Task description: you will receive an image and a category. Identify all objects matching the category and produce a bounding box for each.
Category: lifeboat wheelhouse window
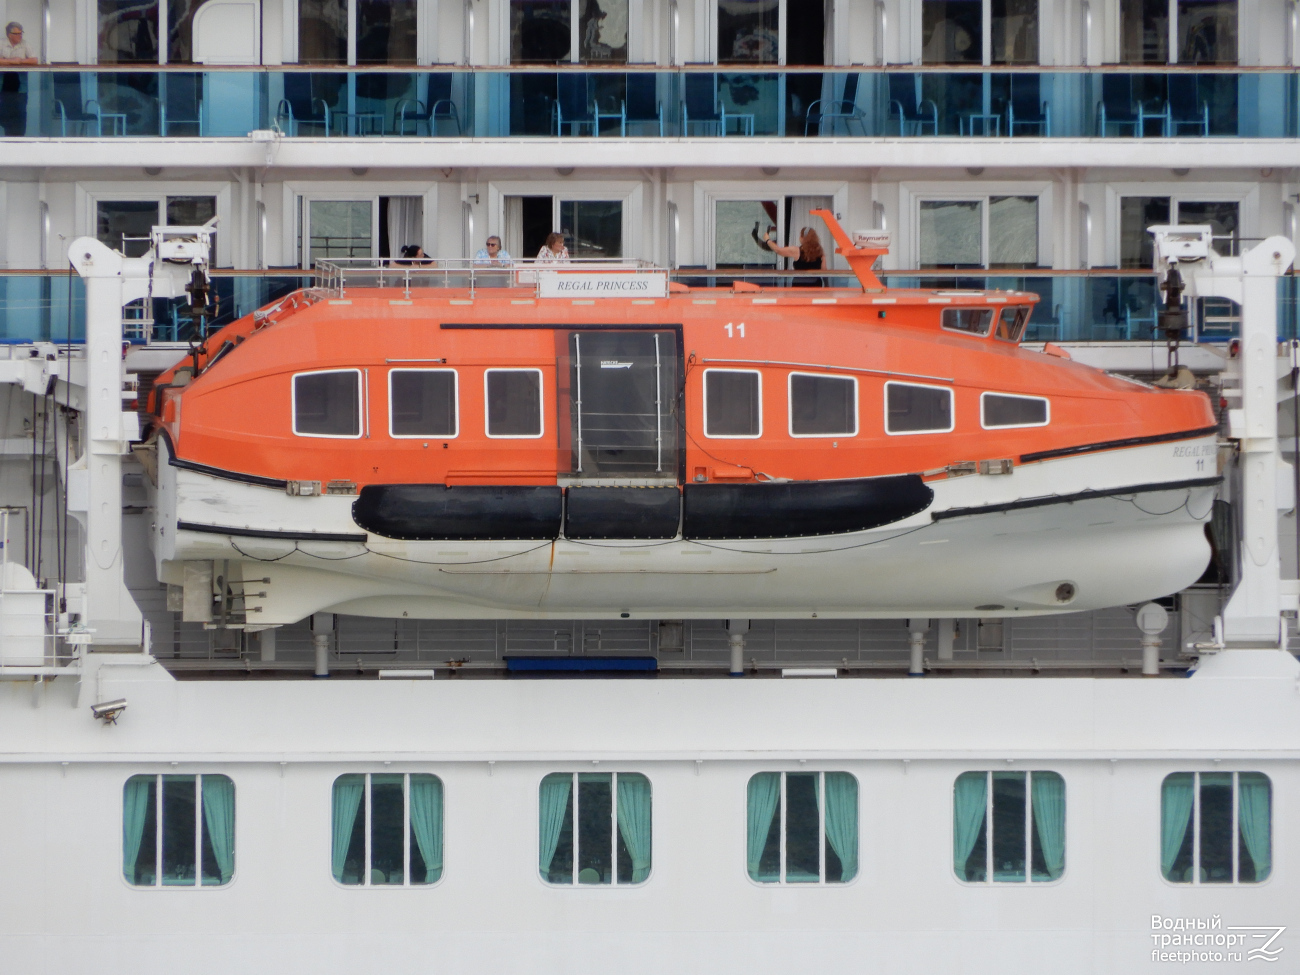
[293,369,363,438]
[981,392,1049,429]
[995,306,1031,342]
[485,368,544,438]
[788,373,857,437]
[389,369,458,438]
[940,308,993,337]
[884,381,954,434]
[703,369,761,438]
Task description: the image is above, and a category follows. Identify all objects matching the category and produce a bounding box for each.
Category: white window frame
[77,183,233,267]
[703,368,763,439]
[1109,0,1239,65]
[954,769,1066,886]
[488,180,643,263]
[123,773,235,889]
[913,0,1050,66]
[484,367,545,439]
[883,380,954,435]
[1106,184,1256,269]
[693,181,851,271]
[287,0,436,65]
[787,371,858,438]
[292,368,366,439]
[1160,771,1272,887]
[331,772,445,889]
[388,368,459,439]
[745,770,859,887]
[980,391,1050,429]
[283,182,438,269]
[501,0,642,65]
[901,181,1052,271]
[538,771,652,888]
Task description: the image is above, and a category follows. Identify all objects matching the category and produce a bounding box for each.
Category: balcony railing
[2,268,1296,345]
[1,68,1297,139]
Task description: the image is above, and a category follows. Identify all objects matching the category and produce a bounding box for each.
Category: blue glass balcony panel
[0,272,1289,345]
[2,70,1297,140]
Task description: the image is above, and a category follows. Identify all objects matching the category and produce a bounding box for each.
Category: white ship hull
[153,435,1218,621]
[0,652,1293,975]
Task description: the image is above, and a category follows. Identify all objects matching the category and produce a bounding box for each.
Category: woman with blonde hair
[759,226,826,287]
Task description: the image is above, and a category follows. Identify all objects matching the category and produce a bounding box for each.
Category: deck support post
[726,619,749,675]
[907,619,929,676]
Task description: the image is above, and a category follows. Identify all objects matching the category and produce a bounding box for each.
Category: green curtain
[1237,773,1271,881]
[615,773,652,883]
[1029,772,1065,881]
[953,772,987,880]
[200,775,236,884]
[409,775,444,883]
[538,773,572,880]
[332,774,365,883]
[823,772,858,882]
[746,772,781,882]
[1160,773,1195,881]
[122,775,153,884]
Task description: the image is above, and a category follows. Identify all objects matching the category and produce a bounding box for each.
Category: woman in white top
[536,232,570,262]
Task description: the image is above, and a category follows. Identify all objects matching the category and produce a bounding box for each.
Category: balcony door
[297,0,419,64]
[503,196,624,259]
[1119,0,1237,64]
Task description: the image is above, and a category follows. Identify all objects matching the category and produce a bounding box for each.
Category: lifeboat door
[568,330,681,479]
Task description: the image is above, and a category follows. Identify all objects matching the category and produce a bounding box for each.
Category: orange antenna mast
[810,208,887,291]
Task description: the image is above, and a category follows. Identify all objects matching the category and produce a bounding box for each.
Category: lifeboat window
[940,308,994,337]
[884,381,953,435]
[703,369,761,438]
[293,369,362,438]
[996,306,1031,342]
[485,368,544,438]
[789,373,857,437]
[981,392,1048,429]
[389,369,458,438]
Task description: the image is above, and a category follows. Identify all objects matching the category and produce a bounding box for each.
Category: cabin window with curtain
[747,772,858,884]
[788,373,857,437]
[954,771,1065,883]
[485,369,544,438]
[293,370,362,438]
[389,369,458,438]
[885,382,954,434]
[704,369,762,438]
[539,772,651,885]
[940,308,994,337]
[1161,772,1270,884]
[123,774,235,887]
[981,392,1048,428]
[332,773,444,886]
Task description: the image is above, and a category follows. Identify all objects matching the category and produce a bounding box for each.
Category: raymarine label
[538,271,668,299]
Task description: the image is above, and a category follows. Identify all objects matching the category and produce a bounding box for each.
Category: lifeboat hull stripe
[931,475,1222,521]
[353,485,565,540]
[565,486,682,540]
[1018,425,1219,464]
[159,430,290,489]
[176,521,368,543]
[681,476,933,540]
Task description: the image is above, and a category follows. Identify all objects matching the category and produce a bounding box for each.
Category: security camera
[90,699,127,724]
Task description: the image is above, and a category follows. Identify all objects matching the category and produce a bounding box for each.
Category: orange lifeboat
[143,213,1218,624]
